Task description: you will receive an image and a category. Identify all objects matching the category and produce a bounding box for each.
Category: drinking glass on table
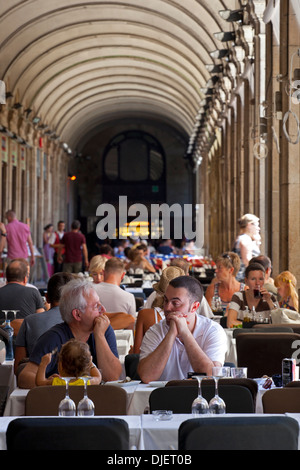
[58,377,76,416]
[209,367,230,414]
[77,377,95,416]
[191,375,209,415]
[231,367,248,378]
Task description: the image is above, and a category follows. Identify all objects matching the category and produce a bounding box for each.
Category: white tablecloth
[4,380,272,417]
[4,383,155,417]
[115,330,134,356]
[223,329,236,365]
[2,413,297,450]
[0,361,16,394]
[141,413,300,450]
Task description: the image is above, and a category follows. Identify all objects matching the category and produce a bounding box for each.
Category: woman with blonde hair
[205,252,245,313]
[274,271,298,311]
[89,255,107,284]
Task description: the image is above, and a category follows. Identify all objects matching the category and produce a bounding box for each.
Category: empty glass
[231,367,247,378]
[191,375,209,415]
[209,367,230,414]
[77,377,95,416]
[211,296,222,313]
[1,310,19,325]
[58,377,76,416]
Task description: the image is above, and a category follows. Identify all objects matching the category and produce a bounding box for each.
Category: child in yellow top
[36,339,102,386]
[274,271,298,312]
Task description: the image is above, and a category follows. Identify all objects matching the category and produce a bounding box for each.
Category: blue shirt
[29,322,118,378]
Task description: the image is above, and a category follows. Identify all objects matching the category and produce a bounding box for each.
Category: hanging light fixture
[210,49,230,59]
[219,9,244,22]
[214,31,236,42]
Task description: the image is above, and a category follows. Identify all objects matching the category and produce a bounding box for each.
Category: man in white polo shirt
[138,276,227,383]
[92,257,136,317]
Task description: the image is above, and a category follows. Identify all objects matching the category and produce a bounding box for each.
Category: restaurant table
[4,380,271,418]
[2,413,297,451]
[115,330,134,356]
[0,361,16,395]
[0,415,142,450]
[223,329,237,365]
[3,382,155,417]
[140,413,300,450]
[0,341,5,364]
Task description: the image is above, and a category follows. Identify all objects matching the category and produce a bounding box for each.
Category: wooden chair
[255,323,300,335]
[106,312,135,331]
[149,384,255,414]
[25,384,127,416]
[166,377,258,404]
[236,332,300,378]
[7,417,129,450]
[262,387,300,413]
[178,416,298,450]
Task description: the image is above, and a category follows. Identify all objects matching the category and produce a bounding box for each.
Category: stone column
[279,1,300,283]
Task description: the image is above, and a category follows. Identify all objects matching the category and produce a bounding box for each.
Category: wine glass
[1,310,9,325]
[58,377,76,416]
[77,377,95,416]
[209,367,230,414]
[11,310,19,320]
[191,375,209,415]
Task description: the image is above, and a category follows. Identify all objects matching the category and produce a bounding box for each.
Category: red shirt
[61,231,86,263]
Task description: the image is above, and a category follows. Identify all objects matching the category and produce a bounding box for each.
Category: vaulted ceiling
[0,0,241,153]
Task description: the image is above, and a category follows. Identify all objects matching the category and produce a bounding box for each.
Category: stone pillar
[279,1,300,283]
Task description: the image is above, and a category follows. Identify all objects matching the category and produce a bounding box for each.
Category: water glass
[58,377,76,416]
[231,367,247,378]
[191,375,209,415]
[77,377,95,416]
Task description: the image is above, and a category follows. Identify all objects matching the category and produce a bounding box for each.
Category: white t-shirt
[139,314,227,380]
[92,282,137,317]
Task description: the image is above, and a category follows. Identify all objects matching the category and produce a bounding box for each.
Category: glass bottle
[4,320,14,361]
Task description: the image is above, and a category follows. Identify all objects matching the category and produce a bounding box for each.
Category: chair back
[25,385,127,416]
[255,323,300,334]
[178,416,298,450]
[149,384,255,414]
[236,332,300,378]
[165,378,258,403]
[232,326,293,339]
[125,353,140,380]
[262,388,300,413]
[6,417,129,450]
[106,312,135,331]
[134,296,145,311]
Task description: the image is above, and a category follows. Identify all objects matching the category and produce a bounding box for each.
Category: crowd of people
[0,210,298,389]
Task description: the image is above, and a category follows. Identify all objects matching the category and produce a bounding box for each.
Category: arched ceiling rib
[0,0,238,149]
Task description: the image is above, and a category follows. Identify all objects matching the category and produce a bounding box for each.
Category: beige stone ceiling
[0,0,239,149]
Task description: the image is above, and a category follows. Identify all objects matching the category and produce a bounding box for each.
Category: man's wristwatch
[1,232,6,237]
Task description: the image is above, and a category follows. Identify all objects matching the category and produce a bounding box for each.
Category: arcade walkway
[0,1,299,283]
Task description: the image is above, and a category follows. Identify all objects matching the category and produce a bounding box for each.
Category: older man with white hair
[18,278,122,388]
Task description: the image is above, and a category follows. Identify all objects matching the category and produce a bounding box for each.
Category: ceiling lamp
[205,64,223,73]
[13,103,22,109]
[214,31,236,42]
[206,75,219,87]
[219,9,244,22]
[210,49,230,59]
